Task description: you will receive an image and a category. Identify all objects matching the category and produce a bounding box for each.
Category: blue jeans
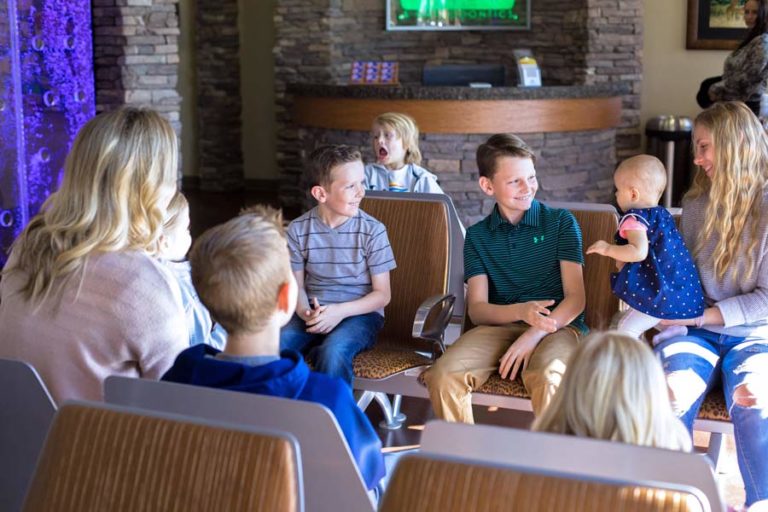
[279,312,384,386]
[655,328,768,505]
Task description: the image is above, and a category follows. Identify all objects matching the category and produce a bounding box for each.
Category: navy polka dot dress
[610,207,706,320]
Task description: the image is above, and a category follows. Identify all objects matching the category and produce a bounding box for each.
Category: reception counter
[290,83,626,134]
[284,83,630,223]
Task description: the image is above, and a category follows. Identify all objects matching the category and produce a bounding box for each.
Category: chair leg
[391,394,406,423]
[706,432,727,473]
[356,390,375,411]
[374,392,405,430]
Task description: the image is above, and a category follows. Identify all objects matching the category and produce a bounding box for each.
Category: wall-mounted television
[387,0,531,31]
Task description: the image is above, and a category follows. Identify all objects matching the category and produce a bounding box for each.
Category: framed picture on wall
[687,0,749,50]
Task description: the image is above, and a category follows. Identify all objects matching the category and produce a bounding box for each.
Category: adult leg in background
[720,338,768,505]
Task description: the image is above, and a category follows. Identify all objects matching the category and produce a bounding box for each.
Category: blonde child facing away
[533,330,692,451]
[161,206,385,491]
[365,112,444,194]
[587,155,705,340]
[159,191,226,349]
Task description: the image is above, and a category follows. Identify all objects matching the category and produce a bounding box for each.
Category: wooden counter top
[290,83,626,133]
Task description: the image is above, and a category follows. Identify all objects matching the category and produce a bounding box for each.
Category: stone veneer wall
[194,0,243,190]
[91,0,182,135]
[92,1,243,189]
[584,0,643,161]
[274,0,643,218]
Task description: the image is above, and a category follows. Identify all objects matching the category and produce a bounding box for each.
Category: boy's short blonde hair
[163,191,189,233]
[616,155,667,201]
[373,112,422,165]
[190,205,291,335]
[476,133,536,179]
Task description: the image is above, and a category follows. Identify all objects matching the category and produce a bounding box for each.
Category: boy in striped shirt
[280,145,396,386]
[423,134,587,423]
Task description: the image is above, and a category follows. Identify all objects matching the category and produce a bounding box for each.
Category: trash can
[645,116,694,208]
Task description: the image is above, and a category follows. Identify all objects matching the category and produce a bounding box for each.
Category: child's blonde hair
[163,191,189,234]
[686,101,768,283]
[189,205,291,334]
[373,112,422,165]
[616,155,667,202]
[4,107,178,305]
[533,331,692,451]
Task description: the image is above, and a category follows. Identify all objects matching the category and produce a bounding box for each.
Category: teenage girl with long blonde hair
[0,107,188,404]
[655,101,768,506]
[533,331,691,451]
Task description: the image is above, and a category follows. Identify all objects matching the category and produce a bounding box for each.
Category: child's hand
[305,303,344,334]
[298,297,322,323]
[516,300,557,333]
[586,240,611,256]
[499,330,542,381]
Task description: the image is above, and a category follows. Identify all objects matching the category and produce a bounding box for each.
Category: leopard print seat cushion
[415,368,730,422]
[697,389,730,422]
[353,346,432,380]
[476,374,529,398]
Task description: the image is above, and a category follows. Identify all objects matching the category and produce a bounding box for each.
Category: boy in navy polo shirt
[423,133,587,423]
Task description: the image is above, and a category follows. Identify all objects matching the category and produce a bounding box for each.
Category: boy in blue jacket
[162,206,385,491]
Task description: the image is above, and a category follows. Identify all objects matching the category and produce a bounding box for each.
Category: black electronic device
[422,64,505,87]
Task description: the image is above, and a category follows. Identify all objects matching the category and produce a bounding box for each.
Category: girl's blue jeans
[655,328,768,505]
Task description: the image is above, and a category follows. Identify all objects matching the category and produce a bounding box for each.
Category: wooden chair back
[23,402,302,512]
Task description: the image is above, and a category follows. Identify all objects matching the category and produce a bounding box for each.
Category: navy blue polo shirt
[464,200,587,333]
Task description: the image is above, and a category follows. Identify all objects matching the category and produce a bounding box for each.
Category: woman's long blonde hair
[4,107,178,305]
[532,331,692,451]
[686,101,768,282]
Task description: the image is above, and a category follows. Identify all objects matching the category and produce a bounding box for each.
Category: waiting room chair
[0,358,56,512]
[23,401,303,512]
[378,421,724,512]
[353,192,462,428]
[105,376,371,512]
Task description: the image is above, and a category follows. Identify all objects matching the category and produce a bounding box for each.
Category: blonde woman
[533,331,691,451]
[0,107,188,404]
[655,101,768,506]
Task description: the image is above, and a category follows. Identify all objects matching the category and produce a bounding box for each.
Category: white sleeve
[414,175,445,194]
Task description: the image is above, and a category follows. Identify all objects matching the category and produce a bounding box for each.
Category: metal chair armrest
[412,294,456,348]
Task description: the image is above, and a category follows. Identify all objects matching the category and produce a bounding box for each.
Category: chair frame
[0,358,56,512]
[353,192,463,429]
[419,420,725,512]
[105,376,372,512]
[25,400,304,512]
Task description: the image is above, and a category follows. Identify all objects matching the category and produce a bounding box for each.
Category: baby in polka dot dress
[587,155,706,341]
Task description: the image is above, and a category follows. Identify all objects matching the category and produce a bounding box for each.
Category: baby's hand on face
[586,240,611,256]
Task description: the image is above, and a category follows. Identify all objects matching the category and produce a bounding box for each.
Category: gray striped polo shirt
[286,207,396,316]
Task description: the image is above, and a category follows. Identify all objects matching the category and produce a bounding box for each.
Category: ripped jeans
[655,328,768,505]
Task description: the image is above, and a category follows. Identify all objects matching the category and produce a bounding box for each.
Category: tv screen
[387,0,531,31]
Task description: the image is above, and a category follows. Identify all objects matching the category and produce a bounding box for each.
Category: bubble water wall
[0,0,95,267]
